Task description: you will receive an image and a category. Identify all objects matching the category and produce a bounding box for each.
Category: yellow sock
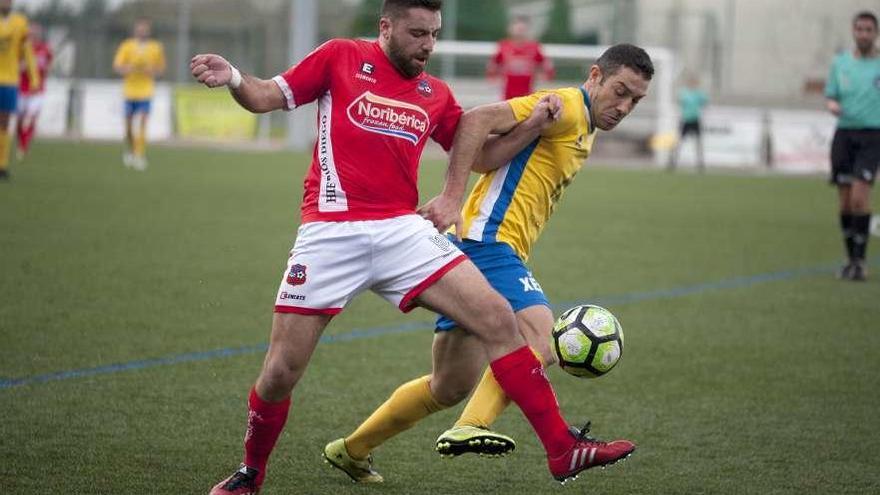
[345,375,447,460]
[455,348,545,429]
[133,128,146,157]
[0,130,9,171]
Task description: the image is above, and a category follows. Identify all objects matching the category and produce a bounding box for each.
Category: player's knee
[470,296,517,339]
[430,376,471,406]
[260,357,305,395]
[851,193,871,213]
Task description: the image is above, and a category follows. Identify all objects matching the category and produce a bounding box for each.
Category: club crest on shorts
[287,264,307,286]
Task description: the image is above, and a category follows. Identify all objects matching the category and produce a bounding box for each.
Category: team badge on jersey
[361,62,374,74]
[287,264,308,286]
[347,91,430,145]
[417,79,433,98]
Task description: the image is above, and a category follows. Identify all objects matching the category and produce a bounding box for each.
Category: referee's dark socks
[851,213,872,261]
[840,212,855,260]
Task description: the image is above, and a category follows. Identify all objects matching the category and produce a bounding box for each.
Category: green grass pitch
[1,141,878,494]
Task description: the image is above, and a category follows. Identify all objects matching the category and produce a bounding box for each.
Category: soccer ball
[551,305,624,378]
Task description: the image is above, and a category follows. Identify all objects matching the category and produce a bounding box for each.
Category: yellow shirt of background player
[0,12,36,86]
[113,38,165,100]
[459,87,596,261]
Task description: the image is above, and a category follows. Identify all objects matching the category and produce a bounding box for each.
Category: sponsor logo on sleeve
[346,91,430,145]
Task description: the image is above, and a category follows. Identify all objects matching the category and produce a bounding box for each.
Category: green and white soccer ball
[552,305,624,378]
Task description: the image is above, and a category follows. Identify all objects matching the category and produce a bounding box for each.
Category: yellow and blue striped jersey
[0,12,36,87]
[113,38,165,100]
[459,87,596,261]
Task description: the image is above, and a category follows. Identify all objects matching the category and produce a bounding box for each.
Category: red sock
[490,346,574,458]
[243,387,291,485]
[16,122,25,150]
[22,124,35,152]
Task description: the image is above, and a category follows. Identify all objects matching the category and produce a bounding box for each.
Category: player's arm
[153,43,167,78]
[824,58,842,116]
[22,35,40,90]
[190,53,285,114]
[418,95,560,233]
[475,94,562,173]
[486,49,502,80]
[536,46,555,81]
[113,43,131,76]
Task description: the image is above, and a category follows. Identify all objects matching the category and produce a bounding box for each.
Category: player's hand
[417,193,464,240]
[524,93,563,131]
[826,99,841,117]
[190,54,233,88]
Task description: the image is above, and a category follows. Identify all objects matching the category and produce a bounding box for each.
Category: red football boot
[548,422,636,484]
[210,465,260,495]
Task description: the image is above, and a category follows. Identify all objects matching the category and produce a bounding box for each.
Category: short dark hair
[596,43,654,81]
[382,0,443,19]
[853,11,878,28]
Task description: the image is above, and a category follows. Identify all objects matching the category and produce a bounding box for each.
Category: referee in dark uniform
[825,11,880,281]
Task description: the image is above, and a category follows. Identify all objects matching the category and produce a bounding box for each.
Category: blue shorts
[0,85,18,113]
[124,99,152,117]
[436,238,549,331]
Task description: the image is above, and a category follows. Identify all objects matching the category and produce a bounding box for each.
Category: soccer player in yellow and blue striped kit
[325,44,653,483]
[113,18,165,170]
[0,0,37,180]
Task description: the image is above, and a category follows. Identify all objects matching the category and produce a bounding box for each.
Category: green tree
[350,0,383,38]
[542,0,576,44]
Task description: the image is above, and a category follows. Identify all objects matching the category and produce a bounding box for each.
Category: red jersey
[20,41,52,94]
[489,39,552,100]
[273,39,462,224]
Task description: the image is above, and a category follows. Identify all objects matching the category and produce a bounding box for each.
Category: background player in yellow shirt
[113,18,165,170]
[0,0,37,180]
[325,44,653,482]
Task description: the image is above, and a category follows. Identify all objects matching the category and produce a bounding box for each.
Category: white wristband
[228,65,242,89]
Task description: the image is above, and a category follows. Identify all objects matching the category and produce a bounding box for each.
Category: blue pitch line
[0,260,865,390]
[550,262,840,310]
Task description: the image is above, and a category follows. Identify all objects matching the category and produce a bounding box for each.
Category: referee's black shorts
[680,120,701,137]
[830,128,880,185]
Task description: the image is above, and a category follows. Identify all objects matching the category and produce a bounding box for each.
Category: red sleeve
[492,42,506,65]
[431,90,463,151]
[533,42,546,63]
[535,43,555,80]
[487,42,504,78]
[274,39,349,109]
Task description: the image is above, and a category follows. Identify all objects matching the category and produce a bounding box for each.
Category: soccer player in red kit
[191,2,633,493]
[487,16,554,99]
[15,22,52,161]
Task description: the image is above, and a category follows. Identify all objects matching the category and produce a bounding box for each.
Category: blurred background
[18,0,874,170]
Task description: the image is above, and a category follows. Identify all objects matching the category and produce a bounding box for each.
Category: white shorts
[17,93,44,117]
[274,214,466,315]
